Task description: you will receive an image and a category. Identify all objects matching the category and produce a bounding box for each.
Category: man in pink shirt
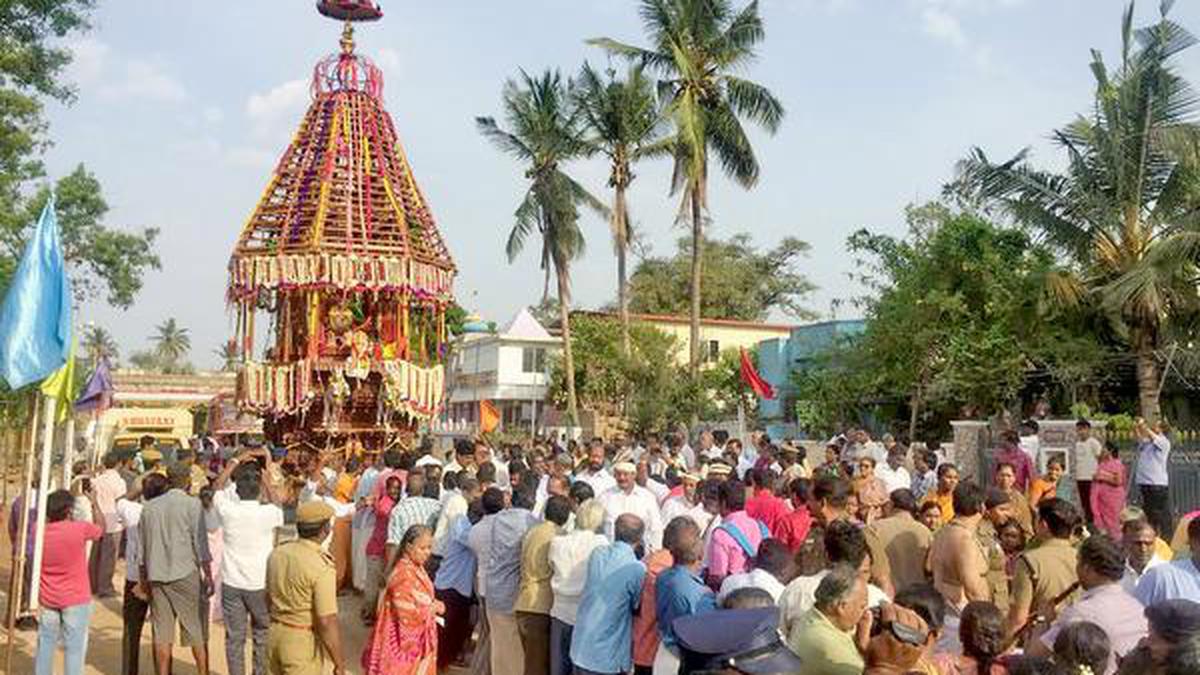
[89,452,128,597]
[744,468,791,534]
[361,473,401,623]
[36,488,104,675]
[992,430,1034,493]
[705,480,767,589]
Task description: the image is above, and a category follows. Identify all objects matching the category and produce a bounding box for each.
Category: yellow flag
[39,334,76,422]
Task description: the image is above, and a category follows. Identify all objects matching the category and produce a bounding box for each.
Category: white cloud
[376,47,401,72]
[203,106,224,124]
[921,7,967,48]
[97,59,187,103]
[66,38,110,87]
[246,79,309,139]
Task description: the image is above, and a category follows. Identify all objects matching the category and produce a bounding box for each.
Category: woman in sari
[362,524,443,675]
[1090,441,1127,538]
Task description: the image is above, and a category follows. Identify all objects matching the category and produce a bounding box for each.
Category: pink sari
[1089,457,1126,538]
[361,557,439,675]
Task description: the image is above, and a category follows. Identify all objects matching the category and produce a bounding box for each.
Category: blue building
[757,319,866,439]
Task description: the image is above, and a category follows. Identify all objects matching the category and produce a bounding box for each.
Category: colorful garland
[239,357,445,421]
[228,253,454,301]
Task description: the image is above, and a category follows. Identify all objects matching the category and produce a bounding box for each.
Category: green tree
[591,0,784,376]
[575,62,669,355]
[4,167,161,307]
[951,2,1200,421]
[628,233,815,321]
[214,340,239,372]
[81,324,118,366]
[151,318,191,372]
[835,204,1108,439]
[477,70,606,426]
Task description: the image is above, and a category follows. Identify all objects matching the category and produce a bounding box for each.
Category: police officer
[266,501,346,675]
[979,488,1016,612]
[1007,497,1081,646]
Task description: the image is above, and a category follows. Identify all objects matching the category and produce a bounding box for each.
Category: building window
[703,340,720,363]
[522,347,546,373]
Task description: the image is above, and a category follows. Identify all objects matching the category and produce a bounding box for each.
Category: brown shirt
[266,538,337,628]
[870,512,933,592]
[977,520,1011,612]
[514,521,558,614]
[1011,538,1078,621]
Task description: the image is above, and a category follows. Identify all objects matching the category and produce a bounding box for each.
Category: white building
[445,308,559,431]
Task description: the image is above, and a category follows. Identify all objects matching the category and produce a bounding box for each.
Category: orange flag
[480,399,500,433]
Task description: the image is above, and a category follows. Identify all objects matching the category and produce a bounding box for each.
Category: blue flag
[0,196,73,389]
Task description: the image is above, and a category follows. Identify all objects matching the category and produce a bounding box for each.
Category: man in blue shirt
[1137,516,1200,605]
[570,514,647,675]
[435,500,483,669]
[655,515,717,674]
[1134,418,1172,538]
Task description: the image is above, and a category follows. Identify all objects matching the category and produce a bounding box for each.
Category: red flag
[739,348,775,400]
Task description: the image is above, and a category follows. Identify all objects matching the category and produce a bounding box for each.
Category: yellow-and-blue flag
[0,195,73,389]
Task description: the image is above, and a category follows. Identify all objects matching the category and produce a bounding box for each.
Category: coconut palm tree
[151,318,191,371]
[214,340,239,372]
[477,69,607,426]
[590,0,784,376]
[575,63,670,355]
[952,2,1200,421]
[81,325,118,366]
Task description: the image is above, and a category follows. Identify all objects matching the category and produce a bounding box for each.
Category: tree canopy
[627,233,816,321]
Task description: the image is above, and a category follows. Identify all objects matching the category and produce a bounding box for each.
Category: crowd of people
[8,420,1200,675]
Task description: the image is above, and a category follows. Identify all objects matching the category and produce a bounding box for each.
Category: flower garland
[238,358,444,421]
[228,253,454,301]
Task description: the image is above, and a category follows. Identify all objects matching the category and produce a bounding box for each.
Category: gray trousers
[221,584,269,675]
[89,531,120,596]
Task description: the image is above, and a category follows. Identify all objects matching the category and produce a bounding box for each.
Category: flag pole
[61,414,75,487]
[5,392,40,673]
[27,396,56,610]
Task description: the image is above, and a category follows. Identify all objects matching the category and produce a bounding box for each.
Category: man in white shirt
[576,442,616,497]
[875,447,912,496]
[1019,420,1041,467]
[475,440,510,488]
[1074,419,1104,522]
[598,462,664,550]
[662,474,713,535]
[90,452,129,597]
[434,477,481,556]
[1122,517,1166,595]
[212,450,284,675]
[716,539,794,605]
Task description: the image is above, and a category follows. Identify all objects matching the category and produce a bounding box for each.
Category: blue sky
[41,0,1200,368]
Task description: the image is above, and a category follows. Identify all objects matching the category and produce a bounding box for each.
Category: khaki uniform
[1011,537,1078,635]
[266,539,338,675]
[977,520,1010,612]
[870,513,932,592]
[1005,490,1034,539]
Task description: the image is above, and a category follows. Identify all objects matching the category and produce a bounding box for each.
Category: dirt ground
[0,522,375,675]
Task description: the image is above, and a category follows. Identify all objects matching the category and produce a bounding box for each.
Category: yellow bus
[98,408,193,456]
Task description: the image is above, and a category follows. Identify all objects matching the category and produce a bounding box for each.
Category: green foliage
[949,2,1200,419]
[148,318,192,373]
[628,233,816,321]
[590,0,784,373]
[798,204,1109,437]
[0,2,159,310]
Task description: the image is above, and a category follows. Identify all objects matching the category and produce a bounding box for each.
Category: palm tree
[215,339,239,372]
[81,325,118,366]
[590,0,784,377]
[151,318,191,371]
[575,63,670,355]
[477,70,607,426]
[952,2,1200,421]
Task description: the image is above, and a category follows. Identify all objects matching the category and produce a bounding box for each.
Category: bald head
[614,513,645,546]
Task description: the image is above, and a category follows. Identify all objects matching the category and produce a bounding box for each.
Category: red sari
[361,557,440,675]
